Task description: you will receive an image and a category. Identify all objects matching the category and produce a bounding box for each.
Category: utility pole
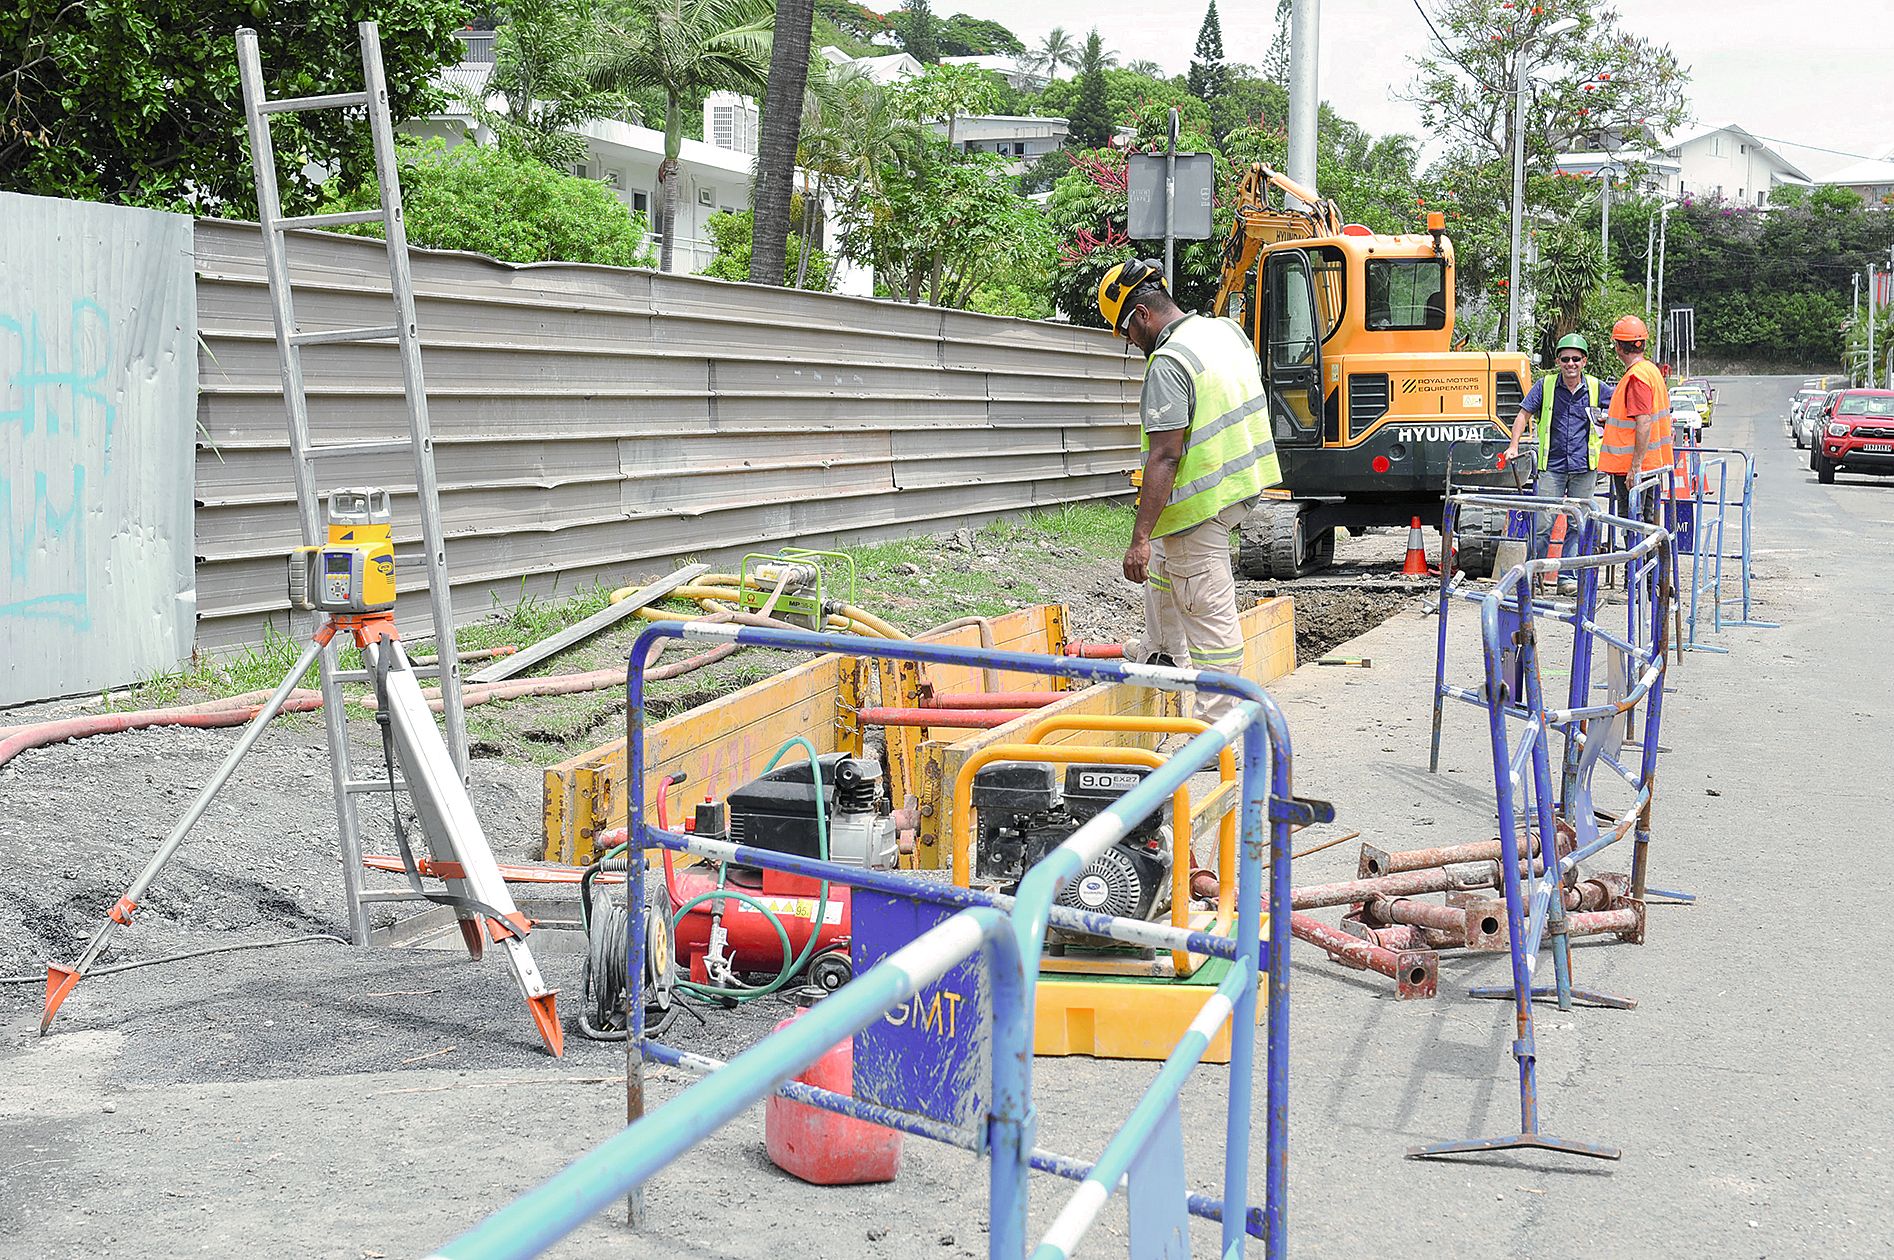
[1855,271,1863,331]
[1505,51,1529,351]
[1863,263,1878,386]
[1164,107,1179,284]
[1600,169,1610,269]
[1644,212,1655,319]
[1503,17,1576,353]
[1287,0,1320,192]
[1654,201,1673,365]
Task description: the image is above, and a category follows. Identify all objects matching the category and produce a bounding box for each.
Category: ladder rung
[276,209,384,232]
[260,90,369,115]
[303,438,411,460]
[290,324,399,347]
[345,778,409,794]
[334,664,441,683]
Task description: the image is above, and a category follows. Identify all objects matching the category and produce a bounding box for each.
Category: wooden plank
[471,563,709,685]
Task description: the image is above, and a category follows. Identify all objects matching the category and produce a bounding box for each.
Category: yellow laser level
[289,487,397,614]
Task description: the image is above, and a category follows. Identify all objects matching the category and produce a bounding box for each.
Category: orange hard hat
[1611,315,1649,342]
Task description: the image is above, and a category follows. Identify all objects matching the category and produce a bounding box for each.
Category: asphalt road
[1,374,1887,1258]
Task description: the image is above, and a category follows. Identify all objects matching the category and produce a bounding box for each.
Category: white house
[950,115,1070,173]
[940,53,1048,92]
[1818,149,1894,206]
[818,46,922,84]
[1657,123,1811,206]
[820,47,1069,176]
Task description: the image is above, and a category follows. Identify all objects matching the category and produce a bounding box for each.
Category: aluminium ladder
[235,21,469,946]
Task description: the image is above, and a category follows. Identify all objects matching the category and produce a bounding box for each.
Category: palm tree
[1123,58,1165,80]
[750,0,814,285]
[590,0,774,272]
[1024,26,1077,79]
[800,73,927,288]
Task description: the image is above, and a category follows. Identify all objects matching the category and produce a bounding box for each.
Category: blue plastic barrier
[428,624,1324,1259]
[1419,485,1674,1162]
[1674,445,1778,653]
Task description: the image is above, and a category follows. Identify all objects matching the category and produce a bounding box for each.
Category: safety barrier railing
[1674,445,1778,653]
[427,623,1324,1260]
[1418,487,1673,1162]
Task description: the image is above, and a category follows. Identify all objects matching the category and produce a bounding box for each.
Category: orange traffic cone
[1548,513,1568,560]
[1402,517,1429,577]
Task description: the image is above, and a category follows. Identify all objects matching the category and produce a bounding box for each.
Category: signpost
[1127,108,1213,281]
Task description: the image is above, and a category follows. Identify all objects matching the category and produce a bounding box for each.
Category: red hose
[1065,641,1126,659]
[0,690,327,771]
[920,691,1064,709]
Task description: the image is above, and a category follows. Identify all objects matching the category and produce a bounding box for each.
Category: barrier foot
[1680,642,1729,655]
[1643,887,1697,904]
[1407,1131,1622,1161]
[1722,617,1778,629]
[1467,982,1638,1011]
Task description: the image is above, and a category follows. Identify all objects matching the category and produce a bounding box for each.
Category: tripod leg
[41,627,335,1034]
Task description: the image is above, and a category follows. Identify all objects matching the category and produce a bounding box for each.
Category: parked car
[1671,384,1710,432]
[1795,389,1841,450]
[1788,387,1828,436]
[1671,381,1713,428]
[1811,389,1894,484]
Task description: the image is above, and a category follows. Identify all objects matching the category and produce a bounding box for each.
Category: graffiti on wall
[0,192,196,706]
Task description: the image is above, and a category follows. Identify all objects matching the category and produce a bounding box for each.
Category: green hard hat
[1555,333,1590,354]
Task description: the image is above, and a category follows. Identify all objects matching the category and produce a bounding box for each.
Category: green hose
[672,735,832,1003]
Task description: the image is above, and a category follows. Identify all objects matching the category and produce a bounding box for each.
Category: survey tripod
[40,489,565,1054]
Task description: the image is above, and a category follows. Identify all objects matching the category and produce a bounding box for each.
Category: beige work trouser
[1142,498,1252,724]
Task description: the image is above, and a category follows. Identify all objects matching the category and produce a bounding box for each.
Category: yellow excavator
[1213,163,1532,576]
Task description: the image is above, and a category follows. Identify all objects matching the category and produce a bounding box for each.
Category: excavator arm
[1212,162,1346,318]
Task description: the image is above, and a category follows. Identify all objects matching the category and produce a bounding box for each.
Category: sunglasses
[1558,355,1585,364]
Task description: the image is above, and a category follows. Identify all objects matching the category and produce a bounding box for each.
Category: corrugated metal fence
[194,220,1141,648]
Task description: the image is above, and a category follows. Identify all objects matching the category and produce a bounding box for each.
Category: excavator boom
[1213,162,1346,317]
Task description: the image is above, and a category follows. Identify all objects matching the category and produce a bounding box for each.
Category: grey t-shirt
[1140,317,1196,434]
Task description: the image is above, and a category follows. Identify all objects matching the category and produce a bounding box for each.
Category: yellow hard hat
[1097,258,1166,332]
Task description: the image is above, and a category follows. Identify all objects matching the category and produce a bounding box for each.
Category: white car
[1788,388,1826,438]
[1670,385,1710,430]
[1795,391,1839,450]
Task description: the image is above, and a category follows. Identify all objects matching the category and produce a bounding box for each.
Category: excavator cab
[1214,162,1530,578]
[1260,249,1324,448]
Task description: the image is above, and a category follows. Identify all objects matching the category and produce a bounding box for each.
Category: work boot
[1557,576,1578,596]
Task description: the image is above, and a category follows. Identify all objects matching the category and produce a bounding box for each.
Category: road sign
[1127,152,1214,240]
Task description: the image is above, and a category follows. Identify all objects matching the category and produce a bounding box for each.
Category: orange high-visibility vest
[1599,358,1672,475]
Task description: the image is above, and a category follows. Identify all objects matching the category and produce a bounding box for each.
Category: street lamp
[1505,15,1580,353]
[1654,198,1678,363]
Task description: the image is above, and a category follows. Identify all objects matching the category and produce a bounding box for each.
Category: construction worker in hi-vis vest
[1598,314,1673,520]
[1505,331,1613,591]
[1098,258,1281,727]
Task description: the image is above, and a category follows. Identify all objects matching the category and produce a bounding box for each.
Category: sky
[920,1,1894,177]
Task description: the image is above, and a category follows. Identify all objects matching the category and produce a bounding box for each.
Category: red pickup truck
[1812,389,1894,484]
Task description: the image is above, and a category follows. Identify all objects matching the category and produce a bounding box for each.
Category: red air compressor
[666,754,900,994]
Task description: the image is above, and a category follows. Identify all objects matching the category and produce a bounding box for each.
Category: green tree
[937,15,1024,58]
[1530,218,1605,352]
[0,0,464,214]
[1067,29,1115,149]
[1186,2,1226,101]
[1404,0,1688,168]
[839,142,1052,306]
[893,0,940,63]
[465,0,628,169]
[702,207,833,288]
[590,0,773,273]
[751,0,816,286]
[321,139,658,267]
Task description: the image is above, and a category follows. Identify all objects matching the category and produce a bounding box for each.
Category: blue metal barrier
[1675,445,1778,653]
[428,624,1317,1259]
[1417,486,1673,1162]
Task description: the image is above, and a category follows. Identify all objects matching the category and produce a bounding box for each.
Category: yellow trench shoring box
[540,598,1297,1062]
